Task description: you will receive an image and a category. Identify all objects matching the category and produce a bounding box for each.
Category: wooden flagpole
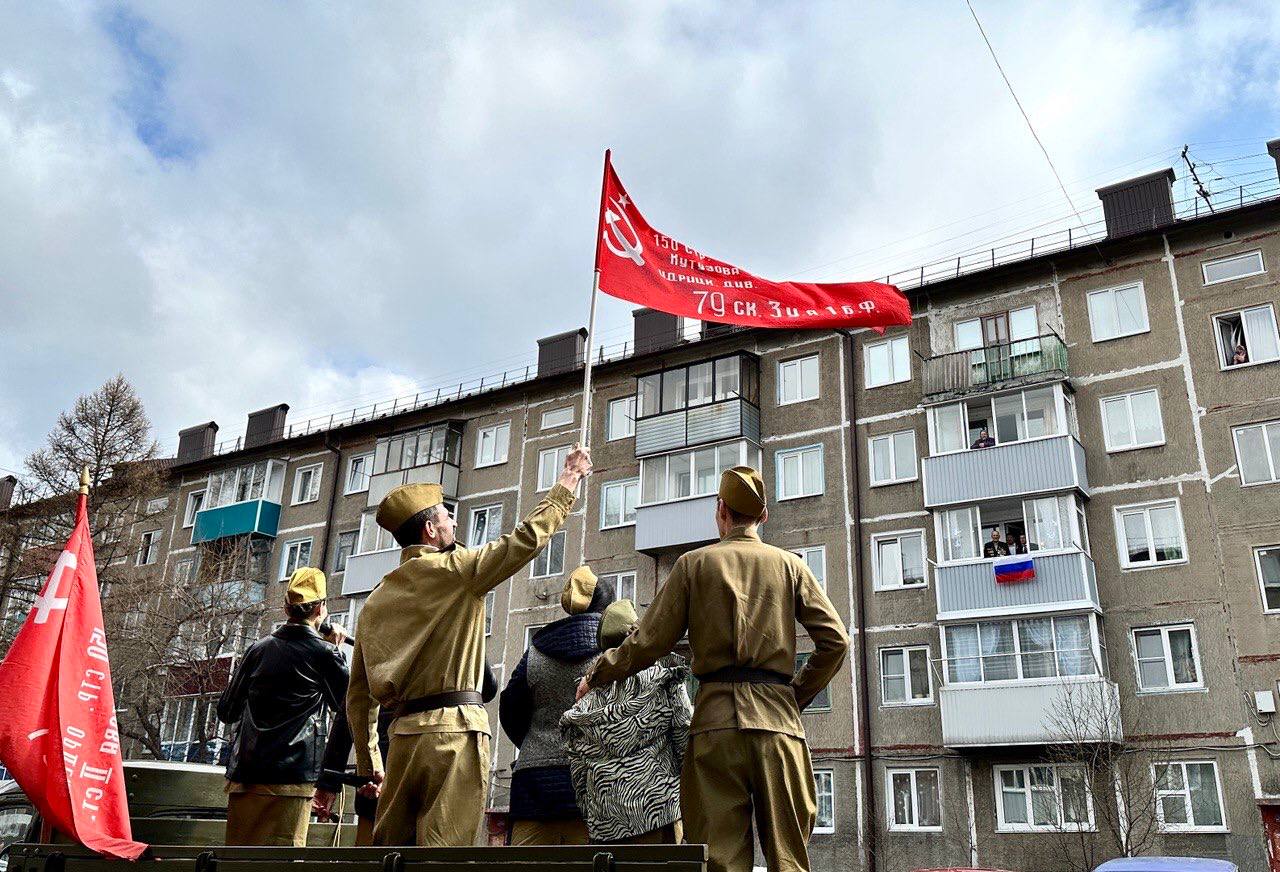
[579,149,612,448]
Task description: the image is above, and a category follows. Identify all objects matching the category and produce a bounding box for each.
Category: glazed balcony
[923,333,1068,401]
[634,352,760,458]
[923,434,1089,508]
[634,495,720,555]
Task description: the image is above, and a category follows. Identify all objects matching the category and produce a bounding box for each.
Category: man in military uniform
[577,466,848,872]
[348,445,591,847]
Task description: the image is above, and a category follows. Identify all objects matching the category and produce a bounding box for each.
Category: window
[333,531,357,573]
[945,615,1096,683]
[1115,501,1186,568]
[374,424,463,475]
[1100,389,1165,452]
[532,531,566,578]
[778,355,820,405]
[929,385,1063,454]
[601,571,637,603]
[607,396,636,440]
[1214,304,1280,368]
[881,646,932,705]
[136,530,161,566]
[1086,282,1149,342]
[796,652,831,711]
[205,460,287,508]
[813,770,835,834]
[292,464,323,504]
[541,407,574,430]
[637,355,752,417]
[183,490,205,528]
[1155,761,1226,831]
[864,336,910,388]
[281,538,313,580]
[485,590,496,636]
[936,494,1086,565]
[1132,624,1201,692]
[146,497,169,514]
[954,305,1038,351]
[776,445,824,501]
[869,430,917,485]
[358,511,395,554]
[640,440,762,505]
[995,765,1092,831]
[469,505,504,547]
[601,479,639,529]
[792,546,826,590]
[887,769,941,831]
[476,423,511,468]
[872,531,926,590]
[345,453,373,494]
[1256,546,1280,613]
[158,694,226,764]
[1233,419,1280,485]
[538,446,571,491]
[1202,249,1264,285]
[173,558,196,586]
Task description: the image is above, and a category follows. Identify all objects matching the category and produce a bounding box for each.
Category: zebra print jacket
[560,659,692,842]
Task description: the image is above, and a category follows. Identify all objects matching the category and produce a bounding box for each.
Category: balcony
[935,551,1100,621]
[923,435,1089,508]
[940,677,1122,747]
[341,549,402,597]
[367,462,461,507]
[923,334,1068,401]
[634,495,720,554]
[635,398,761,458]
[191,500,281,544]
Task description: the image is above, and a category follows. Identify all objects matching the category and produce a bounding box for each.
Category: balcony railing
[635,398,761,458]
[923,434,1089,507]
[923,334,1067,400]
[341,549,402,597]
[940,677,1122,747]
[935,551,1100,621]
[367,461,461,508]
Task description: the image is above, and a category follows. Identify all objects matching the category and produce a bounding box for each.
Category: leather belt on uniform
[694,666,792,685]
[393,690,484,719]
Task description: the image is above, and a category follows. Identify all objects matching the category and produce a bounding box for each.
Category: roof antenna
[1181,145,1215,213]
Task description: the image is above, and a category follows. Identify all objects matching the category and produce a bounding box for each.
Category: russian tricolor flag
[994,556,1035,584]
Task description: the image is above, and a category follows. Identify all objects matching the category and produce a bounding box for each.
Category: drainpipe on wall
[316,435,343,576]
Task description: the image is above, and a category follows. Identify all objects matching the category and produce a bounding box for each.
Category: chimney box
[537,329,588,378]
[177,422,219,464]
[245,404,290,448]
[1268,138,1280,181]
[1096,168,1176,239]
[632,308,684,354]
[0,475,16,511]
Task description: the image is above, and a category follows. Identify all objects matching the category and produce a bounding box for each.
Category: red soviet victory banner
[0,476,147,860]
[593,151,912,331]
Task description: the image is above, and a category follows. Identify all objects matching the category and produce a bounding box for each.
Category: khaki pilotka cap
[597,599,639,650]
[287,567,326,605]
[375,483,445,533]
[719,465,766,517]
[561,566,599,615]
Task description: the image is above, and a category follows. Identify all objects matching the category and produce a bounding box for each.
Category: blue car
[1093,858,1239,872]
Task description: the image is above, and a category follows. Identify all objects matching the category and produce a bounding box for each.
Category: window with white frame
[183,490,205,528]
[1086,282,1149,343]
[136,530,161,566]
[292,464,323,505]
[640,440,762,505]
[1214,304,1280,368]
[873,531,926,590]
[1154,761,1225,831]
[1100,389,1165,452]
[357,511,395,554]
[205,459,287,509]
[1132,624,1201,692]
[173,557,196,586]
[531,531,566,578]
[333,531,357,573]
[796,652,831,711]
[525,622,547,647]
[469,504,504,547]
[601,479,639,529]
[869,431,917,485]
[778,355,820,405]
[929,385,1064,454]
[601,571,636,603]
[345,452,373,494]
[945,615,1097,684]
[776,445,824,500]
[1256,546,1280,613]
[995,765,1092,831]
[281,538,313,580]
[146,497,169,514]
[937,494,1086,565]
[1115,501,1186,568]
[1202,249,1264,285]
[537,446,571,491]
[864,336,911,388]
[485,590,496,636]
[607,396,636,440]
[541,407,574,430]
[953,305,1038,351]
[792,546,826,590]
[814,770,835,833]
[1233,419,1280,486]
[476,423,511,468]
[887,768,941,831]
[881,646,932,705]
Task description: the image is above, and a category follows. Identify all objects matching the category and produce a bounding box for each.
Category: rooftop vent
[245,404,290,448]
[537,328,587,378]
[1096,168,1176,238]
[177,422,219,464]
[632,308,683,354]
[0,475,16,511]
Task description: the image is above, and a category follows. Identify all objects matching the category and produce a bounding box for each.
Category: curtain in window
[945,625,981,683]
[1244,306,1280,362]
[979,622,1017,681]
[1186,763,1223,826]
[1168,629,1198,684]
[1054,616,1094,676]
[1018,618,1055,678]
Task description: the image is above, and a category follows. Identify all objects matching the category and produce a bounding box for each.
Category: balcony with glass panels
[191,459,286,544]
[634,353,760,458]
[366,423,463,507]
[635,439,762,553]
[923,333,1068,402]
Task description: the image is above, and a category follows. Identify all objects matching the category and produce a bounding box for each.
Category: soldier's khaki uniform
[348,483,577,846]
[587,518,848,872]
[224,783,313,847]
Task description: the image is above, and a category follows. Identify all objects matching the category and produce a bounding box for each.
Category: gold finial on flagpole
[79,465,91,496]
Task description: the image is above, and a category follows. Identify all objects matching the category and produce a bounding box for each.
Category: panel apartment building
[5,139,1280,871]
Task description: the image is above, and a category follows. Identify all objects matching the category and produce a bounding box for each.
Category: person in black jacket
[217,567,349,846]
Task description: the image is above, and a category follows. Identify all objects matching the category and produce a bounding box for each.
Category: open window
[928,385,1066,454]
[1214,304,1280,369]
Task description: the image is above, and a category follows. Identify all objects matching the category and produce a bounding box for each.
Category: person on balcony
[983,529,1011,558]
[970,427,996,449]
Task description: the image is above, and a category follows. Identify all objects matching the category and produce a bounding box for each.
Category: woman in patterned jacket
[561,599,692,844]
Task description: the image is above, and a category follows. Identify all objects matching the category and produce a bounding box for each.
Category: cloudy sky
[2,1,1279,476]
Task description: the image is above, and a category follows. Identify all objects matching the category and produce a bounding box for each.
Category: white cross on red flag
[0,489,147,859]
[593,151,913,332]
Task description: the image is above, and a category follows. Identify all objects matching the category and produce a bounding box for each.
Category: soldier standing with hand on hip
[577,466,848,872]
[347,445,591,847]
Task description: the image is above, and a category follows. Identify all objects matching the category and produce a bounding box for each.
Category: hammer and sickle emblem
[602,196,645,266]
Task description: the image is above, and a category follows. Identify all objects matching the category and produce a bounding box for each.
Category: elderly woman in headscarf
[561,599,692,845]
[499,566,614,845]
